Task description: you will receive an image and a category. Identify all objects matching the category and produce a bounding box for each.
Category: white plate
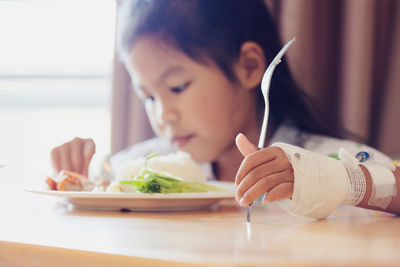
[25,181,235,211]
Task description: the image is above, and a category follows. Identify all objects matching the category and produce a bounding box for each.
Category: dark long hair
[117,0,344,138]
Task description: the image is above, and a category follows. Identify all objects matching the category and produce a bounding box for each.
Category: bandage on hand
[271,142,350,219]
[273,143,397,219]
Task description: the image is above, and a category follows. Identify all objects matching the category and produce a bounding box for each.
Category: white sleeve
[300,134,394,169]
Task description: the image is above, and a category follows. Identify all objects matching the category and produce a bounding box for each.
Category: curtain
[111,0,400,156]
[266,0,400,156]
[110,55,154,154]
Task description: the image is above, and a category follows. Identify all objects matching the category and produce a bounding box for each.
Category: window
[0,0,116,187]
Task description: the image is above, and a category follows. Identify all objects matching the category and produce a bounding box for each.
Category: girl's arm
[357,166,400,214]
[235,133,400,217]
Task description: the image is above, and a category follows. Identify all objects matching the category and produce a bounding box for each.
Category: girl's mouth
[172,134,194,148]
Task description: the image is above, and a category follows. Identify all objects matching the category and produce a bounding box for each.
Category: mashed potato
[115,151,206,183]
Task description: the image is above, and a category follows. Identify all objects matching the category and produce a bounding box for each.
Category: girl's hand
[235,133,294,206]
[50,138,95,177]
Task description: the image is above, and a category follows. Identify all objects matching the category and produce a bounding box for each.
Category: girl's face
[126,36,257,163]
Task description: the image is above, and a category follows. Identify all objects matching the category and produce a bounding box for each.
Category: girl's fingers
[235,147,282,187]
[58,144,73,173]
[50,148,62,173]
[70,138,83,174]
[263,182,294,203]
[235,133,257,157]
[82,139,95,177]
[236,159,292,201]
[238,170,294,206]
[62,170,89,180]
[50,137,95,176]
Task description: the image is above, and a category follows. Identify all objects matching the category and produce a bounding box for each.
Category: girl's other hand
[50,138,95,177]
[235,133,294,206]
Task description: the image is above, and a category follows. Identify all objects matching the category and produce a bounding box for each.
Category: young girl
[50,0,400,218]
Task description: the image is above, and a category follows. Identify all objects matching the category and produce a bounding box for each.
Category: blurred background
[0,0,399,187]
[0,0,115,186]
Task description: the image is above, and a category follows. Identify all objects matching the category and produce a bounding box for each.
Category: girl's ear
[234,42,266,90]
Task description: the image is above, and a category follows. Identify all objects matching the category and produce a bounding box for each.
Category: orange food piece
[46,176,58,190]
[45,170,96,191]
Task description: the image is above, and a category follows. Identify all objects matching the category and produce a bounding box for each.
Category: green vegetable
[328,153,339,160]
[120,153,224,194]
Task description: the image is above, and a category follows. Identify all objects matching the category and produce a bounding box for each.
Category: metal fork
[247,37,296,223]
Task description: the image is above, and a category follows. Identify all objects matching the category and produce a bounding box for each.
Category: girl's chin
[170,138,220,163]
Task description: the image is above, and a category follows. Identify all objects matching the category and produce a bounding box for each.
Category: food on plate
[115,151,206,183]
[119,154,224,193]
[45,151,224,194]
[46,170,108,191]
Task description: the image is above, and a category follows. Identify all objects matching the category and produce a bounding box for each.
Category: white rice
[115,151,206,183]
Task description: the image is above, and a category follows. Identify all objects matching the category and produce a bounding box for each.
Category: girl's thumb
[235,133,257,157]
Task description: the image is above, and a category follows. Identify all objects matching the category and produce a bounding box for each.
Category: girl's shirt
[108,122,394,180]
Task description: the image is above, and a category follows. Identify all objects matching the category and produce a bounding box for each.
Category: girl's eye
[171,81,190,94]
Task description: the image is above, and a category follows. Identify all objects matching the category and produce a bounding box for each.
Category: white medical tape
[272,142,348,219]
[363,163,396,209]
[338,148,366,206]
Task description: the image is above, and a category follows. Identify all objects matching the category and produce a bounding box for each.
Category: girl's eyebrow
[135,66,185,94]
[156,66,184,84]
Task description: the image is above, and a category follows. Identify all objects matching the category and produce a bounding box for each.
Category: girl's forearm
[356,166,400,214]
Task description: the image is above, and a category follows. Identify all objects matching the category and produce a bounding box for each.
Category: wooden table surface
[1,185,400,267]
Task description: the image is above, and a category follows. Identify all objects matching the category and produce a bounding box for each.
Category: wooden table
[1,186,399,267]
